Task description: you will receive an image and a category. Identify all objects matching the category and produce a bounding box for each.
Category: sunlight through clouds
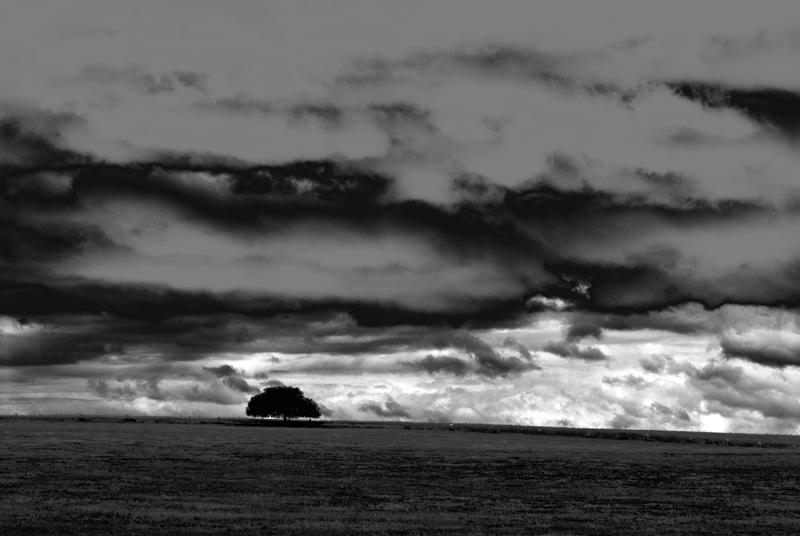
[4,1,800,432]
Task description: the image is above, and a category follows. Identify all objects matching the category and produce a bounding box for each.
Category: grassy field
[3,417,800,535]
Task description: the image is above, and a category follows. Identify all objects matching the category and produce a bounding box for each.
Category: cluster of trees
[246,386,321,421]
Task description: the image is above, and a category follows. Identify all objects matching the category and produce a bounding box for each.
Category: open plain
[3,417,800,535]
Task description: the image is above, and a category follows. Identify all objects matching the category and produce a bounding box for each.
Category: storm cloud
[4,1,800,432]
[542,341,609,362]
[720,330,800,368]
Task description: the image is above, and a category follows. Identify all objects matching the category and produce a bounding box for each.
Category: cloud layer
[4,1,800,432]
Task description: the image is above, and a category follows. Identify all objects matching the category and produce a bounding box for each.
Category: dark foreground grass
[3,418,800,535]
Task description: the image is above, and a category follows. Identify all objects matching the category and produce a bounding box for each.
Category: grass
[2,416,800,534]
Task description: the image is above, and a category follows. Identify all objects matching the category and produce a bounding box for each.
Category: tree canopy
[246,386,321,421]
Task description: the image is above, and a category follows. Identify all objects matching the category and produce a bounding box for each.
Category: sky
[4,1,800,433]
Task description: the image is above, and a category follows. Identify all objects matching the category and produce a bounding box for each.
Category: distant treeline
[3,414,798,448]
[329,420,800,449]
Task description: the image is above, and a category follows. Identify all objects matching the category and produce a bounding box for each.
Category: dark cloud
[403,332,541,378]
[358,396,412,419]
[222,375,259,394]
[199,364,259,393]
[720,330,800,368]
[7,1,800,430]
[0,159,552,329]
[403,355,472,377]
[565,306,710,342]
[7,57,800,425]
[203,365,238,377]
[444,332,541,377]
[691,361,800,420]
[0,280,237,322]
[695,361,745,386]
[0,310,446,368]
[0,313,284,367]
[608,413,638,430]
[501,184,800,313]
[342,300,532,331]
[565,321,603,342]
[4,171,76,202]
[6,148,800,334]
[543,340,609,362]
[226,159,391,204]
[669,82,800,140]
[0,308,521,377]
[0,106,88,168]
[502,336,533,360]
[2,332,114,367]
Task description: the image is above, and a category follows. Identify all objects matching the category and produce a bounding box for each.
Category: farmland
[3,417,800,535]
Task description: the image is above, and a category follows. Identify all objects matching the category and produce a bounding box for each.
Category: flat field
[3,417,800,535]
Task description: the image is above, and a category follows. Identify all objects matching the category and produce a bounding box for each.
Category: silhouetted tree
[246,386,321,421]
